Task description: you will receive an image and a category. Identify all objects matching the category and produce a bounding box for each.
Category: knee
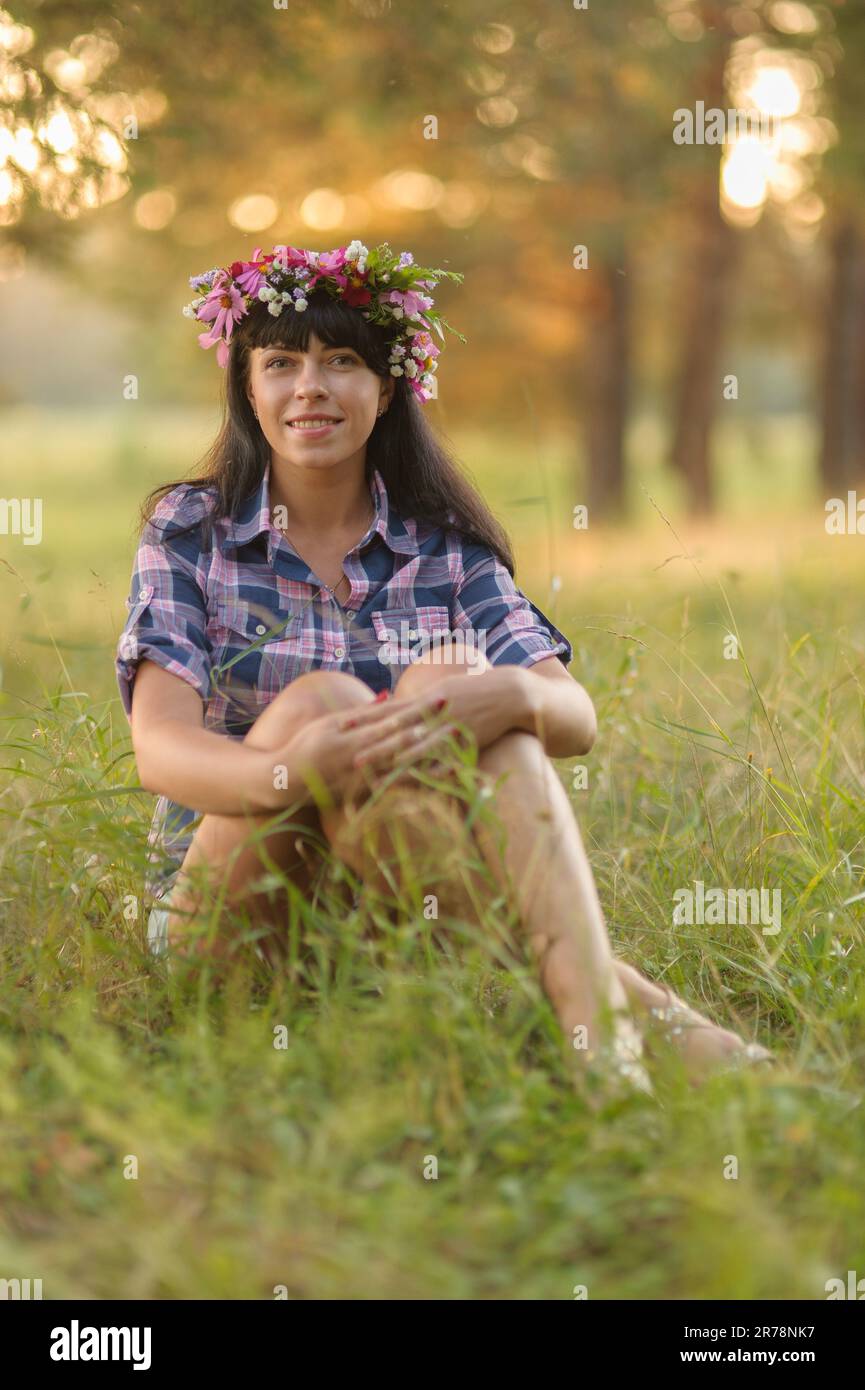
[322,781,470,875]
[244,670,375,751]
[393,642,492,699]
[475,729,551,797]
[477,728,544,768]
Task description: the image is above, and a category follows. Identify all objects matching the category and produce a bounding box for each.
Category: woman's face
[245,330,394,470]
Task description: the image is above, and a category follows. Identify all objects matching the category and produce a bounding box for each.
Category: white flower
[404,359,418,378]
[267,302,282,316]
[391,306,404,320]
[411,345,426,360]
[182,304,196,318]
[389,364,404,377]
[294,298,308,312]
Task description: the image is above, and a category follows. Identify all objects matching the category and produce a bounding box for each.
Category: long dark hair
[138,287,515,573]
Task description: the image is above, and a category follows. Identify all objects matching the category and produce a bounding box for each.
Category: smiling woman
[247,336,389,523]
[266,346,356,436]
[115,239,775,1097]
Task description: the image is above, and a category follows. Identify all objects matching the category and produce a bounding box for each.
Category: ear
[380,376,396,410]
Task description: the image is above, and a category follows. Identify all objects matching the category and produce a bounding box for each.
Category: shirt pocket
[370,604,453,667]
[210,597,306,696]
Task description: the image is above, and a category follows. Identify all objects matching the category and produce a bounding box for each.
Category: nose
[294,356,329,398]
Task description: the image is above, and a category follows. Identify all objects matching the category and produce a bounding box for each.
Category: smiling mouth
[287,418,344,431]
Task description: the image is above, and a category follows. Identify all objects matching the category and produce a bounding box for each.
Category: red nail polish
[374,689,390,702]
[433,697,448,711]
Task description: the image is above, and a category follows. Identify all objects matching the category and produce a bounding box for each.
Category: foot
[643,989,774,1086]
[613,961,774,1085]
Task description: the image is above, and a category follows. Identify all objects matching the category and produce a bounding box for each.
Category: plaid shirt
[116,462,573,896]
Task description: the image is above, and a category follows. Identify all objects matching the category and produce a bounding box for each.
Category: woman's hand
[270,699,457,806]
[335,668,533,774]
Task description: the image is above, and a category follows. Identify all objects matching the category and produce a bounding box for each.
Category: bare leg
[467,727,647,1085]
[320,654,649,1093]
[381,655,770,1086]
[163,671,375,972]
[319,656,773,1089]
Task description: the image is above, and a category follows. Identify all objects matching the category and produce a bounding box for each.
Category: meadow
[0,405,862,1299]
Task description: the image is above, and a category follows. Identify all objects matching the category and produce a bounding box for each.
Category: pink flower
[315,247,349,276]
[305,246,350,294]
[196,274,246,363]
[279,245,315,272]
[383,288,434,323]
[403,330,440,379]
[231,248,273,299]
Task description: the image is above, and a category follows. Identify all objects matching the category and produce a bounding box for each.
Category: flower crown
[182,239,465,403]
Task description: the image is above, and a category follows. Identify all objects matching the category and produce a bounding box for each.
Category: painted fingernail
[343,718,358,729]
[374,690,390,703]
[433,697,448,711]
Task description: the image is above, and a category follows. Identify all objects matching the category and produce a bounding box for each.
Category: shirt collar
[221,460,420,556]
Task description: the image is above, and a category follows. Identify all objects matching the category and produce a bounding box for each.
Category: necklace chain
[273,501,376,605]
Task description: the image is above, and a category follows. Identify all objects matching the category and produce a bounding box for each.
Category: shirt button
[255,624,267,636]
[138,586,153,602]
[408,629,417,639]
[334,645,346,659]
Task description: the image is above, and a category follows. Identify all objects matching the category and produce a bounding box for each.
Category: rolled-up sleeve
[115,515,212,722]
[451,547,573,668]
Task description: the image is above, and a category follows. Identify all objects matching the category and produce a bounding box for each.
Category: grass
[0,407,863,1299]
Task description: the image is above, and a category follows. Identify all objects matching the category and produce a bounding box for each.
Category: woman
[116,239,773,1094]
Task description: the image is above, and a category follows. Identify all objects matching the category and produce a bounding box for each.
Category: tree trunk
[584,252,630,519]
[669,2,736,515]
[669,188,738,514]
[819,216,865,494]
